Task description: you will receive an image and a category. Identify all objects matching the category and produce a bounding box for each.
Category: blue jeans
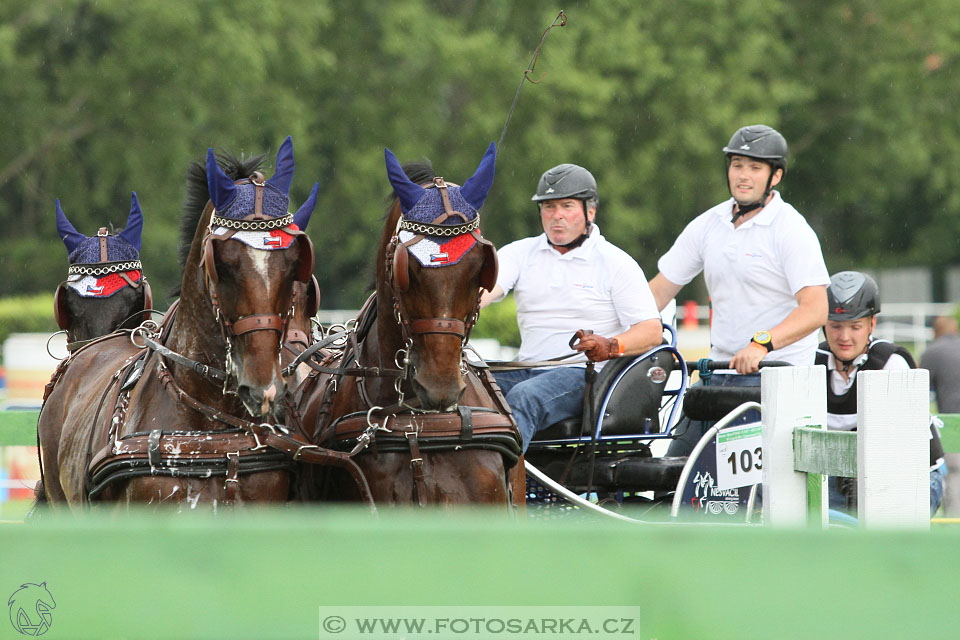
[494,367,586,452]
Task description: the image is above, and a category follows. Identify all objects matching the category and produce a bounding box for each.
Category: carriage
[517,326,775,523]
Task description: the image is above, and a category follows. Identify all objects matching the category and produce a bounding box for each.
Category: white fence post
[762,365,827,528]
[857,369,930,529]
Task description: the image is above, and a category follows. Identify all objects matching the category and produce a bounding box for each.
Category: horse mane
[170,151,266,297]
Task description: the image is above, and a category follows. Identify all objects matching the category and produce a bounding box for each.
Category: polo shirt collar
[536,223,601,258]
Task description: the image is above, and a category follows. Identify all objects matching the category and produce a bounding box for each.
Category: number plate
[716,424,763,490]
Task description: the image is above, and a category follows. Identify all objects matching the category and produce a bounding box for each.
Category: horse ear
[118,191,144,252]
[206,148,237,210]
[267,136,295,195]
[385,148,426,213]
[55,199,86,255]
[293,182,319,231]
[460,142,497,211]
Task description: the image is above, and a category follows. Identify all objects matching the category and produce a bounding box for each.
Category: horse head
[54,193,152,344]
[382,143,498,410]
[200,137,318,418]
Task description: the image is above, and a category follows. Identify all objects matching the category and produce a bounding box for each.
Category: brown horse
[37,138,317,509]
[31,195,155,510]
[300,144,524,508]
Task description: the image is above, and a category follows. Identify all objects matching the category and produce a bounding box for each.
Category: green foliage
[1,0,959,308]
[472,294,520,348]
[0,293,57,348]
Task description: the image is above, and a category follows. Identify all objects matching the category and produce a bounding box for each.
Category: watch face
[754,331,771,343]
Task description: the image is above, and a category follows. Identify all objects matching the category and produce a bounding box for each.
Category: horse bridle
[201,172,315,348]
[54,226,153,335]
[385,177,498,348]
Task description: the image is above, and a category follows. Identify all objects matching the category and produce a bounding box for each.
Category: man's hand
[571,329,623,362]
[729,341,767,374]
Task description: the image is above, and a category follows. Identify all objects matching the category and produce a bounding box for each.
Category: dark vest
[816,340,943,466]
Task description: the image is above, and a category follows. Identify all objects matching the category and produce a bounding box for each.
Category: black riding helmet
[723,125,788,219]
[532,164,598,249]
[723,125,788,173]
[827,271,880,321]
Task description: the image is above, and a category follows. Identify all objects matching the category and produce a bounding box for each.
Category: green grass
[1,508,959,639]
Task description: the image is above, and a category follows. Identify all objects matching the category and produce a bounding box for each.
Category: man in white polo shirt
[648,125,829,454]
[480,164,662,451]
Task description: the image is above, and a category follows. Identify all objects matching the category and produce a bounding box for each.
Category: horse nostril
[238,386,265,416]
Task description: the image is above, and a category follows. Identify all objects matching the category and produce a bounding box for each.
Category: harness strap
[151,362,377,509]
[224,452,240,505]
[281,329,351,378]
[98,228,109,261]
[143,335,228,383]
[458,405,473,440]
[406,430,427,507]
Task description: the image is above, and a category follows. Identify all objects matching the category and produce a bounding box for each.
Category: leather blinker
[53,283,70,330]
[141,279,153,322]
[306,274,320,318]
[479,239,498,292]
[295,233,315,283]
[392,240,410,292]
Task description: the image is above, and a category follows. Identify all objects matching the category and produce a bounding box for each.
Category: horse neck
[166,204,229,392]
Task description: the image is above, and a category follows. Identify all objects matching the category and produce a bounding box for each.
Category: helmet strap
[546,199,593,251]
[731,172,774,222]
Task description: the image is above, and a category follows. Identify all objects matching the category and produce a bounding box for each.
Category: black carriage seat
[680,385,762,422]
[531,346,677,442]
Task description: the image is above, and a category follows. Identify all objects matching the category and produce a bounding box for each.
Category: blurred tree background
[2,0,959,314]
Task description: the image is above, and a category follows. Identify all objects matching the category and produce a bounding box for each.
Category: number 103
[727,447,763,475]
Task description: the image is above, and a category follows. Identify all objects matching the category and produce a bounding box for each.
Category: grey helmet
[723,125,788,174]
[531,164,598,203]
[827,271,880,321]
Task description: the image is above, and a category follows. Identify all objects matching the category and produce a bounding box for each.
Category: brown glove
[570,329,624,362]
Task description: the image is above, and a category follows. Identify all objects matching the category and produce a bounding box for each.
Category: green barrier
[0,410,39,446]
[1,509,959,639]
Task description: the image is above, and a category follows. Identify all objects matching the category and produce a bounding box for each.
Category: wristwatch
[751,331,774,352]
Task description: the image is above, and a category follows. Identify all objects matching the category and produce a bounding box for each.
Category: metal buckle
[250,430,268,451]
[293,444,319,460]
[224,452,240,483]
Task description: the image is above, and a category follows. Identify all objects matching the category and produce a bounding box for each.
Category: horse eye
[217,264,234,282]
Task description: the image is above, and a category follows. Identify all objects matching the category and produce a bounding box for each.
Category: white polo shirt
[657,192,829,366]
[494,224,660,363]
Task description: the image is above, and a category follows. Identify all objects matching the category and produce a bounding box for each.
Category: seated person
[817,271,946,514]
[480,163,662,451]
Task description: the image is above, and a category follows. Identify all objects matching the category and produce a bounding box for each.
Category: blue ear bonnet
[205,136,317,227]
[56,192,143,264]
[217,183,289,220]
[384,141,496,225]
[68,235,140,265]
[405,188,478,224]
